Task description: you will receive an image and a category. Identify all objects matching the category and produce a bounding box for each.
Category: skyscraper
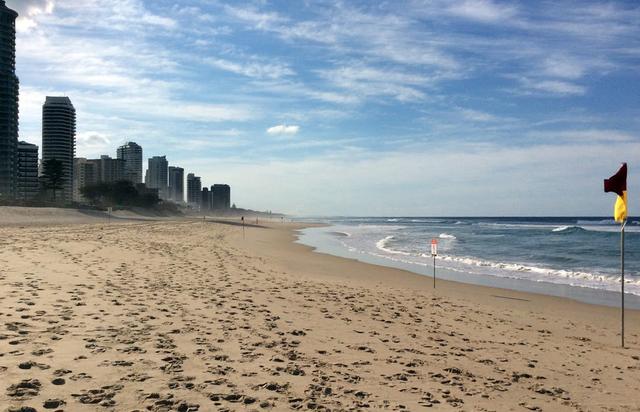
[186,173,201,206]
[16,141,38,201]
[93,155,125,183]
[168,166,184,203]
[211,184,231,210]
[117,141,142,184]
[73,158,97,203]
[145,156,168,199]
[201,187,210,211]
[42,96,76,203]
[0,1,19,199]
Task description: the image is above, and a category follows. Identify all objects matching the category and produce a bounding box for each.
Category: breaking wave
[375,236,411,255]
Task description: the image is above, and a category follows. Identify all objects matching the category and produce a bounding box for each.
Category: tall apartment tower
[116,141,142,183]
[201,187,210,211]
[16,141,38,201]
[93,155,125,183]
[73,158,97,203]
[42,96,76,203]
[211,184,231,210]
[186,173,201,206]
[168,166,184,203]
[0,1,19,199]
[145,155,168,199]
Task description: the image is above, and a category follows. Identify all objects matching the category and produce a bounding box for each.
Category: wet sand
[1,218,639,411]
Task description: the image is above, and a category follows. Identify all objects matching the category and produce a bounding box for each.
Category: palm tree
[41,159,66,202]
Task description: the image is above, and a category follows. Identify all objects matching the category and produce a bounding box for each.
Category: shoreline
[239,221,640,322]
[295,221,640,310]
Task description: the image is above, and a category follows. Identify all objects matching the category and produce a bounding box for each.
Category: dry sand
[0,215,639,411]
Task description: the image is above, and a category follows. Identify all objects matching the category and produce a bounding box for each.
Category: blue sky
[8,0,640,216]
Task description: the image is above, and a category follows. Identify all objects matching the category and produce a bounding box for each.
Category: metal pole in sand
[621,220,626,348]
[433,255,436,288]
[431,238,438,289]
[242,216,245,240]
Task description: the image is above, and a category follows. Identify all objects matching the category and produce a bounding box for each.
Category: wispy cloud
[206,57,294,79]
[446,0,518,23]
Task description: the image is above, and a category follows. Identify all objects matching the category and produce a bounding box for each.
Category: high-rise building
[145,155,168,199]
[116,141,142,184]
[0,1,19,199]
[73,158,97,203]
[42,96,76,203]
[168,166,184,203]
[186,173,201,206]
[93,155,124,183]
[211,184,231,210]
[16,141,38,201]
[201,187,210,211]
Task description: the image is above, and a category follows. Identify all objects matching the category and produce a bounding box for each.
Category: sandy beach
[1,214,639,411]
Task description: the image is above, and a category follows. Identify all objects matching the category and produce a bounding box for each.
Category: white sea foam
[576,219,617,225]
[551,225,585,233]
[432,254,640,292]
[439,233,457,239]
[476,222,559,230]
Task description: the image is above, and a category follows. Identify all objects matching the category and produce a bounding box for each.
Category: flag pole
[621,219,626,348]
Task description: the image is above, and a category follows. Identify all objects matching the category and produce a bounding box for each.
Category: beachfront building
[168,166,184,203]
[201,187,210,211]
[73,158,97,203]
[0,1,19,200]
[145,155,168,199]
[117,141,143,184]
[91,155,125,183]
[16,141,39,201]
[211,184,231,210]
[186,173,201,207]
[42,96,76,203]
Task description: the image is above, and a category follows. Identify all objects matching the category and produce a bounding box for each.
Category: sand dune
[0,219,638,411]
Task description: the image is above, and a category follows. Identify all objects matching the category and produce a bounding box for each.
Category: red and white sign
[431,238,438,256]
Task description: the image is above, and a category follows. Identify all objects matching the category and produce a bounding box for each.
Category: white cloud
[532,129,636,143]
[447,0,517,23]
[541,56,586,80]
[76,131,112,157]
[206,57,294,79]
[317,65,432,102]
[531,80,586,96]
[460,109,498,122]
[7,0,55,32]
[267,125,300,136]
[510,76,586,96]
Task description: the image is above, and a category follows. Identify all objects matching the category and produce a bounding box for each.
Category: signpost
[431,238,438,288]
[107,207,112,225]
[621,220,626,348]
[241,216,245,240]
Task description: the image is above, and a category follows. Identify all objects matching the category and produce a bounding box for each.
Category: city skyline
[7,0,640,216]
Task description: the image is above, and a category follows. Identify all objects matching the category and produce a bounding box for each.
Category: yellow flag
[614,191,627,223]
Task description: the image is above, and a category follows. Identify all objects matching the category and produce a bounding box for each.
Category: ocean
[296,217,640,308]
